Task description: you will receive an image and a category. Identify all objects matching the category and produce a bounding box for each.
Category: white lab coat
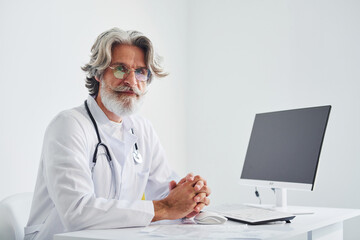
[24,96,178,240]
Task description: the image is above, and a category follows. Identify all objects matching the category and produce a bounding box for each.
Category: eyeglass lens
[112,65,149,82]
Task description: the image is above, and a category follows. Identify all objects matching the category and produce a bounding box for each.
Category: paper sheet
[141,220,280,239]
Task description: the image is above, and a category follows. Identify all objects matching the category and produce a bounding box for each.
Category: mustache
[109,85,144,96]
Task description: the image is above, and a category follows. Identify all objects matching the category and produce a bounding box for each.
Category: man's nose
[123,70,137,87]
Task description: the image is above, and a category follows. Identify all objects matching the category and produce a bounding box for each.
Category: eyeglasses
[109,64,150,82]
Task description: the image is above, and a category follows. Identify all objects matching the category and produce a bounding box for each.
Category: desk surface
[54,206,360,240]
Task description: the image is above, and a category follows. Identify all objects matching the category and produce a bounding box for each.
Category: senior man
[25,28,211,240]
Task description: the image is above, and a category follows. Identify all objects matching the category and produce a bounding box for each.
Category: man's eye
[137,68,148,75]
[116,65,126,72]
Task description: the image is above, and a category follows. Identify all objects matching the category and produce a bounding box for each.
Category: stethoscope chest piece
[131,128,142,164]
[133,151,143,164]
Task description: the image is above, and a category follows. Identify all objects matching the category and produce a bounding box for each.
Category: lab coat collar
[86,95,111,126]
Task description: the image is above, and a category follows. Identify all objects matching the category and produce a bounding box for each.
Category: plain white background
[0,0,359,239]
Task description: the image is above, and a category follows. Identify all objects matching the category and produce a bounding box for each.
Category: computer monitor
[239,106,331,211]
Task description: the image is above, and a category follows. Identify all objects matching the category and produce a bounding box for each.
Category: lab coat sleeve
[143,120,180,200]
[42,112,154,231]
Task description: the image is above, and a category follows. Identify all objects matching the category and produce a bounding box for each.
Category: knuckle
[194,175,201,181]
[204,186,211,194]
[195,182,204,190]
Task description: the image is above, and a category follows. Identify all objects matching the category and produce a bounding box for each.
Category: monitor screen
[240,106,331,190]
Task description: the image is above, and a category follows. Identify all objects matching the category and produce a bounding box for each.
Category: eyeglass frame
[108,63,151,82]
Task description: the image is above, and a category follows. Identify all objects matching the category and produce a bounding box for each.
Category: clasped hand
[170,173,211,218]
[152,173,211,221]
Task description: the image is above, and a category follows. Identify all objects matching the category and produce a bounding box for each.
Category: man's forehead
[111,44,146,67]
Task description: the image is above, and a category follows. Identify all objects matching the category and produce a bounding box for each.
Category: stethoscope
[84,100,143,197]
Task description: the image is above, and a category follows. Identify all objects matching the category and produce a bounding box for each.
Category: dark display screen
[241,106,331,185]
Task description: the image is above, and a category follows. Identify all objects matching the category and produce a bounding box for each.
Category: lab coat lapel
[122,117,138,163]
[118,117,140,199]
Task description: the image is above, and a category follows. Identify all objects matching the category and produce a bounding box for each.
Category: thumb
[169,180,177,190]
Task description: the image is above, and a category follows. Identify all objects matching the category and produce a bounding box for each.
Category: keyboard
[211,204,296,225]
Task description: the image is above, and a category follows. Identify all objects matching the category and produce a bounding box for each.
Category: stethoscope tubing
[84,100,142,165]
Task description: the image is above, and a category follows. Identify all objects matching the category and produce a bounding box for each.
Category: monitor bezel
[239,178,313,191]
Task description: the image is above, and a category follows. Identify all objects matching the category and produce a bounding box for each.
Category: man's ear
[95,76,100,82]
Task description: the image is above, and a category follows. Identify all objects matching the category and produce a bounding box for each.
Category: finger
[194,185,211,197]
[185,211,198,219]
[193,192,206,203]
[169,180,177,190]
[203,197,210,206]
[194,180,204,191]
[177,177,186,185]
[186,172,194,182]
[177,173,193,185]
[193,198,210,213]
[193,175,207,186]
[204,186,211,196]
[194,203,206,212]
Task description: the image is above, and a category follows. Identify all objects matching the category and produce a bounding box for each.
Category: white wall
[185,0,360,239]
[0,0,188,198]
[1,0,359,239]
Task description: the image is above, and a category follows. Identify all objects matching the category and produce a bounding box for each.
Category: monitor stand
[246,188,314,215]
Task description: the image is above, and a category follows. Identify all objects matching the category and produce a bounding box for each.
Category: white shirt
[25,96,178,240]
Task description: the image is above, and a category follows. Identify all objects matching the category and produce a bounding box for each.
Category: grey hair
[82,27,168,96]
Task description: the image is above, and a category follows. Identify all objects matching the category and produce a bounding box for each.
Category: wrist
[152,199,169,222]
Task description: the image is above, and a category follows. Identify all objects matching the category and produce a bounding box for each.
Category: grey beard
[100,81,145,117]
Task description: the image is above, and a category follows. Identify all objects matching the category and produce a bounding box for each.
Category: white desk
[54,206,360,240]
